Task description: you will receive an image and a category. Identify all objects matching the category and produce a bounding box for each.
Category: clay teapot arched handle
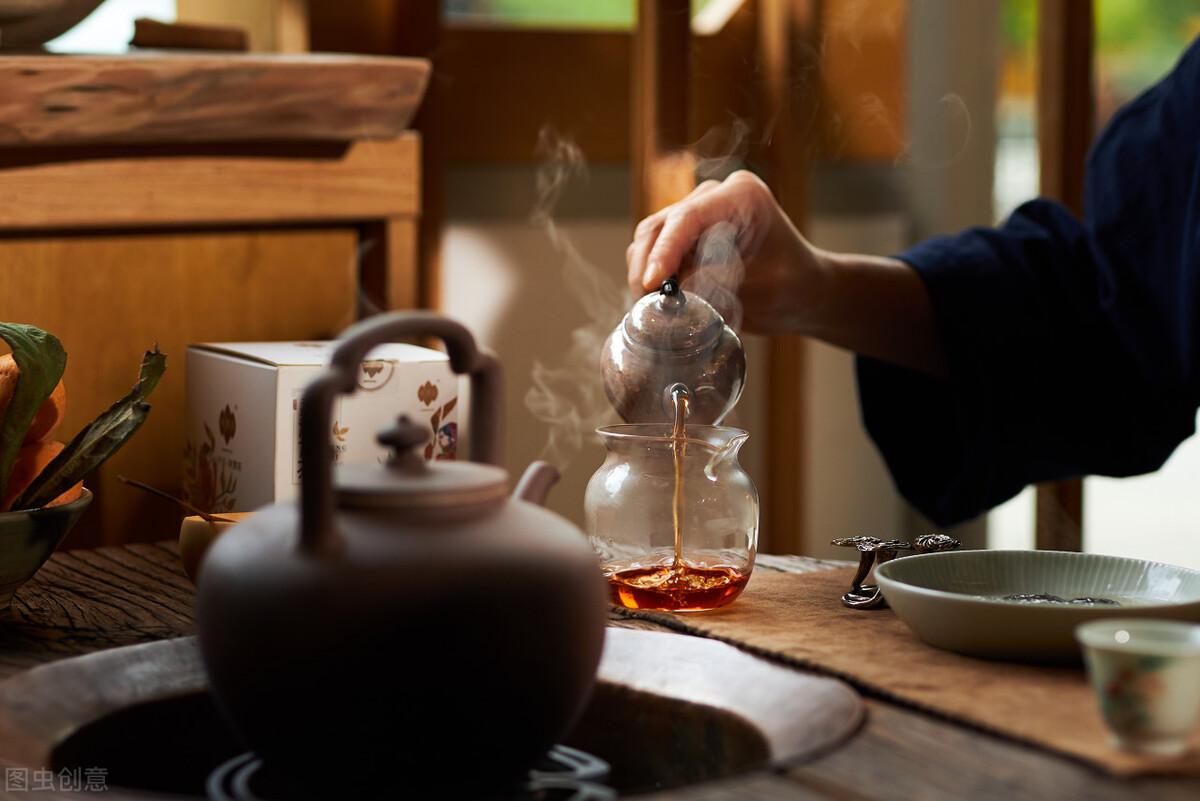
[299,312,503,554]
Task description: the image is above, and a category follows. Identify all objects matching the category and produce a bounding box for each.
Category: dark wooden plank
[130,18,249,51]
[640,772,831,800]
[790,700,1198,801]
[0,543,192,680]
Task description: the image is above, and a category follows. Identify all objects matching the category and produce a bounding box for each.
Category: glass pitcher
[585,423,758,612]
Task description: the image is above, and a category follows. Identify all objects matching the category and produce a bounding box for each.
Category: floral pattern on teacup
[1101,655,1169,730]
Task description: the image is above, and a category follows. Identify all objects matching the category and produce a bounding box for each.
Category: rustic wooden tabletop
[0,544,1195,801]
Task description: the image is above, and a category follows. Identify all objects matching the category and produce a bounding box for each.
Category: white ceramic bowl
[875,550,1200,663]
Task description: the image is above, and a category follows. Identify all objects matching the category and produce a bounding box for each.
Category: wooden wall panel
[177,0,308,52]
[0,228,359,548]
[820,0,908,161]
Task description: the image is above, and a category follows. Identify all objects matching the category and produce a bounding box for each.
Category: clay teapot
[601,278,746,424]
[196,312,606,799]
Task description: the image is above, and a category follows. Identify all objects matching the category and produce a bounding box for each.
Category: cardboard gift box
[185,341,461,513]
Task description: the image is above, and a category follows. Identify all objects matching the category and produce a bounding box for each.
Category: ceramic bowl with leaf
[0,323,164,610]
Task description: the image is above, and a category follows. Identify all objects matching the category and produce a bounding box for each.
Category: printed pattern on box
[185,342,461,514]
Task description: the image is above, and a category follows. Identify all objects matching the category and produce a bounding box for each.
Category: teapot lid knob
[377,416,430,471]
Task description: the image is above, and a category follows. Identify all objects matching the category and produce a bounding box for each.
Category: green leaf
[13,347,165,511]
[0,324,66,499]
[136,346,166,396]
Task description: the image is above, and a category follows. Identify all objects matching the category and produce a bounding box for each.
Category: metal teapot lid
[335,416,507,511]
[621,278,724,354]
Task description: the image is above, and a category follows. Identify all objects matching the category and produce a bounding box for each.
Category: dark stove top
[204,745,615,801]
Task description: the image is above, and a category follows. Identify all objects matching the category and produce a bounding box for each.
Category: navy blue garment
[856,37,1200,526]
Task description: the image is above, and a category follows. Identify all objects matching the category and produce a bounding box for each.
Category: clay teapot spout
[514,460,560,505]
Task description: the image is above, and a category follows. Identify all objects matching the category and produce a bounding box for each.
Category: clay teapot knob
[377,416,430,472]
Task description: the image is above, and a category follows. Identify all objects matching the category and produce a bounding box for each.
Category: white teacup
[1076,618,1200,756]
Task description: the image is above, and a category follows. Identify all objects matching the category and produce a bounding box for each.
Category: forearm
[806,250,948,378]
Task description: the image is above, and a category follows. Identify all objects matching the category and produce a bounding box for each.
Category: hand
[625,170,828,335]
[625,170,947,376]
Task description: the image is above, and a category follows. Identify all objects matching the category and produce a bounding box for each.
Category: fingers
[627,180,720,296]
[626,211,666,295]
[642,181,740,291]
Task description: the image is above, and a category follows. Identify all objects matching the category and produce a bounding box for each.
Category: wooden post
[359,217,421,315]
[393,1,444,311]
[306,0,442,311]
[756,0,818,554]
[1035,0,1093,551]
[274,0,310,53]
[632,0,695,222]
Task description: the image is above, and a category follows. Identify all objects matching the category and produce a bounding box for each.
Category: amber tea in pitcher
[584,409,758,612]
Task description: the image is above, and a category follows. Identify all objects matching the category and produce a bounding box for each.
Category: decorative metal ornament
[831,533,960,610]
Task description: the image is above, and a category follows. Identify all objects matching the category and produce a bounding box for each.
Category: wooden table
[1,545,1196,801]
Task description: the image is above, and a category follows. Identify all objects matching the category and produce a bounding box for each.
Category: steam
[888,92,972,170]
[683,221,745,332]
[523,129,626,468]
[692,117,751,182]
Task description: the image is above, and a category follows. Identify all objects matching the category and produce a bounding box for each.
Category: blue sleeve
[856,38,1200,526]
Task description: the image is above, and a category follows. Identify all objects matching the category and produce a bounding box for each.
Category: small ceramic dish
[1076,618,1200,756]
[875,550,1200,662]
[0,488,92,610]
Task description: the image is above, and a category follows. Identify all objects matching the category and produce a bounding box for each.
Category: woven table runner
[615,567,1200,776]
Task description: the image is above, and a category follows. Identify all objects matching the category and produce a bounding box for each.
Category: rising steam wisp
[524,130,627,468]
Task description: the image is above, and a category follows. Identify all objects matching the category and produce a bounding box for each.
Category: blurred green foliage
[1002,0,1200,94]
[444,0,633,28]
[443,0,723,28]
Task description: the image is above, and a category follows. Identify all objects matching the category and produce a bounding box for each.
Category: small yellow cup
[178,512,253,583]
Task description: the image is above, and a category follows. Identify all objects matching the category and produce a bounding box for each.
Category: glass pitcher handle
[298,312,503,554]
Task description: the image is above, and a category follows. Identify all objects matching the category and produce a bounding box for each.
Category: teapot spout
[514,461,560,506]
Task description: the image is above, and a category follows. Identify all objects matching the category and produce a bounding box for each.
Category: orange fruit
[0,354,17,426]
[25,379,65,443]
[45,480,84,508]
[2,440,81,511]
[0,353,67,444]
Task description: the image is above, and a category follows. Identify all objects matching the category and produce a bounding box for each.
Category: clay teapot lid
[622,278,724,353]
[335,415,507,512]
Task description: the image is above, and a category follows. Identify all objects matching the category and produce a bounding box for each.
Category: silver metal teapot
[600,278,746,424]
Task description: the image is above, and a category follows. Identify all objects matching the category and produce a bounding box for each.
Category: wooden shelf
[0,135,420,230]
[0,52,430,147]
